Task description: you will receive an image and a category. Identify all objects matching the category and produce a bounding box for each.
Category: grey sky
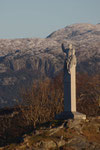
[0,0,100,39]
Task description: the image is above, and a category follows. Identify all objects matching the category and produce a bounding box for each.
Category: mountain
[47,23,100,73]
[0,23,100,107]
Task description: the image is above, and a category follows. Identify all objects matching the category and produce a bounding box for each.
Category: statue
[61,43,76,74]
[55,43,86,119]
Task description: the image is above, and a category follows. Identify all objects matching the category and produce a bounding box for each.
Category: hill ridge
[0,23,100,107]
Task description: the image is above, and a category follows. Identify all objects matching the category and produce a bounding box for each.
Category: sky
[0,0,100,39]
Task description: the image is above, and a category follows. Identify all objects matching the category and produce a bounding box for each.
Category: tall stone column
[64,60,76,112]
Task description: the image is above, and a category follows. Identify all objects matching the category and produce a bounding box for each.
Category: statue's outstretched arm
[61,43,66,53]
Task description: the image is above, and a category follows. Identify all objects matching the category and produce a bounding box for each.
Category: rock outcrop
[1,117,100,150]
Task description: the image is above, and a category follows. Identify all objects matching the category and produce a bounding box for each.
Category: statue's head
[68,44,73,50]
[62,43,75,56]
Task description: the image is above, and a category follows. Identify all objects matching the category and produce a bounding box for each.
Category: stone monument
[62,43,77,112]
[56,43,86,120]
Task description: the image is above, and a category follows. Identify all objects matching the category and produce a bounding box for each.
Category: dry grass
[82,119,100,144]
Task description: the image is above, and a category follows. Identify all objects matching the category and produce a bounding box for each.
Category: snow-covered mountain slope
[0,23,100,107]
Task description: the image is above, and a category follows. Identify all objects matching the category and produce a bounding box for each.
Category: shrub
[20,74,64,128]
[76,73,100,116]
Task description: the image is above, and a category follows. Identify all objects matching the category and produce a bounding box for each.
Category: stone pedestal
[55,111,86,120]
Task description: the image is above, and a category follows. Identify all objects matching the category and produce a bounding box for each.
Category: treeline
[76,73,100,115]
[20,72,64,127]
[20,72,100,122]
[0,72,100,146]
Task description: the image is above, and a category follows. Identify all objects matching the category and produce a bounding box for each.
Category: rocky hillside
[0,23,100,107]
[0,118,100,150]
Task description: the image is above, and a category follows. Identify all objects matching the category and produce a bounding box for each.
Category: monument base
[55,111,86,120]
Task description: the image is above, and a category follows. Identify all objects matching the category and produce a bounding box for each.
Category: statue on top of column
[61,43,76,74]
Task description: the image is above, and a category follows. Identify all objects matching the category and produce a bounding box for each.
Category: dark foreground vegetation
[0,72,100,147]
